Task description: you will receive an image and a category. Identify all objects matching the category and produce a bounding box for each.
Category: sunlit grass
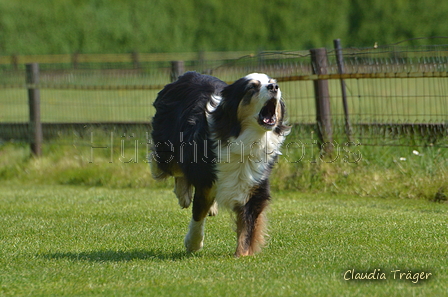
[1,123,447,296]
[0,185,447,296]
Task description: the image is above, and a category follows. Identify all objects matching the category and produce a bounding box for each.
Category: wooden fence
[1,42,447,156]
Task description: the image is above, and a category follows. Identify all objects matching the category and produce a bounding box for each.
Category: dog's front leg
[234,181,271,257]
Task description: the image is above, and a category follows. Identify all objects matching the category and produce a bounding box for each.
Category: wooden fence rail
[0,51,262,68]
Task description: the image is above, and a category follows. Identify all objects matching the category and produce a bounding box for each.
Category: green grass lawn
[1,185,447,296]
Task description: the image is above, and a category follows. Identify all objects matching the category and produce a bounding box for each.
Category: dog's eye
[247,82,259,91]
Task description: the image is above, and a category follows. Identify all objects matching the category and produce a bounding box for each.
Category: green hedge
[0,0,447,55]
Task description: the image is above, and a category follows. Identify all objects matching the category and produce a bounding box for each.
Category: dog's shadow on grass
[42,249,198,262]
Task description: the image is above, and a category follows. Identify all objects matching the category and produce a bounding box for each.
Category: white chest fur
[213,128,285,210]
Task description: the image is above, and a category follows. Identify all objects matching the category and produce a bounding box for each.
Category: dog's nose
[267,83,279,93]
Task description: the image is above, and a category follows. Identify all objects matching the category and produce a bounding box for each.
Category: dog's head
[212,73,289,141]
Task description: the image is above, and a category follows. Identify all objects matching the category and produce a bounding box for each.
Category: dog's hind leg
[174,177,192,209]
[184,187,215,253]
[149,152,169,180]
[208,201,218,216]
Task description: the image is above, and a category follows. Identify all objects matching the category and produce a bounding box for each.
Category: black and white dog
[150,72,290,256]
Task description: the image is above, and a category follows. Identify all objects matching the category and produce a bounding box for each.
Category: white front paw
[184,219,205,252]
[184,235,204,253]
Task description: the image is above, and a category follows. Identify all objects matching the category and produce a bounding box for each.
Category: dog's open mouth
[258,98,277,127]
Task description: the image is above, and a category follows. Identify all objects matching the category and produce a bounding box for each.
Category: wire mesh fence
[0,45,447,153]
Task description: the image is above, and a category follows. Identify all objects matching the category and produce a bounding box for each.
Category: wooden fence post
[26,63,43,157]
[11,54,19,70]
[72,52,79,69]
[170,61,185,82]
[198,50,205,73]
[132,51,140,69]
[310,48,333,153]
[333,39,352,141]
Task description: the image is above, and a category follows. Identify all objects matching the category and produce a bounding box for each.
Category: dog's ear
[211,78,249,141]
